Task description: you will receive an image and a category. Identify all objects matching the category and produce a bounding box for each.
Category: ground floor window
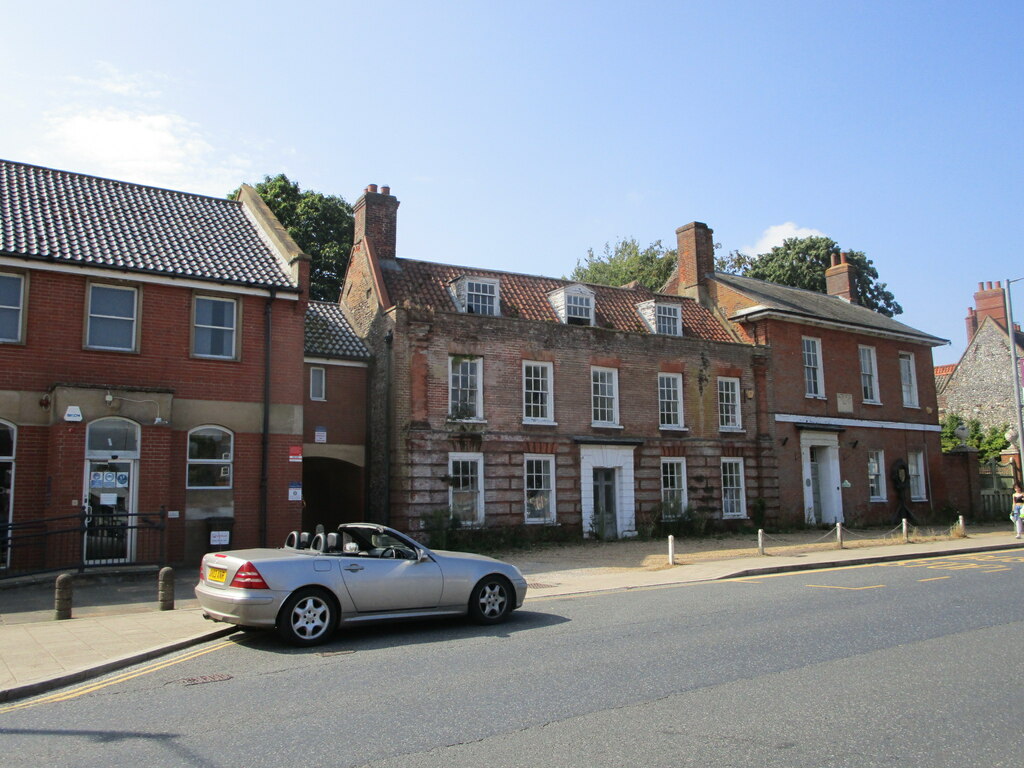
[0,420,14,569]
[721,458,746,519]
[524,454,555,524]
[908,450,926,501]
[449,452,484,526]
[868,450,886,501]
[660,458,687,518]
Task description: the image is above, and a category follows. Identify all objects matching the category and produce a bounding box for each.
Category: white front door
[800,432,843,524]
[580,445,636,537]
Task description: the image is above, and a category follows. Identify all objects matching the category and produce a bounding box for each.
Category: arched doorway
[302,457,363,532]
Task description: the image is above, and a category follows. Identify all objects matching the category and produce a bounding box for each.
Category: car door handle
[343,564,364,572]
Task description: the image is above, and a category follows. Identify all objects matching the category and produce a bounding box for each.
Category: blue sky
[3,1,1021,365]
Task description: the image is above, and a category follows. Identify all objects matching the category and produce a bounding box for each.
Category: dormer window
[656,304,681,336]
[550,284,595,326]
[451,276,501,317]
[637,300,683,336]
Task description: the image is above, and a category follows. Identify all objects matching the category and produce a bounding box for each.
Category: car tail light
[229,562,270,589]
[198,562,204,581]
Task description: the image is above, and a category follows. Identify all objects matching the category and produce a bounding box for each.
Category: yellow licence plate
[208,567,227,583]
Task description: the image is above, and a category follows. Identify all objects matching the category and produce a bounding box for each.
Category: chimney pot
[840,251,849,265]
[368,184,378,194]
[979,282,985,291]
[381,186,391,195]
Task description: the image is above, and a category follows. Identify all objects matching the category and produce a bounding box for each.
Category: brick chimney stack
[353,184,400,262]
[825,252,858,304]
[670,222,715,301]
[965,280,1008,342]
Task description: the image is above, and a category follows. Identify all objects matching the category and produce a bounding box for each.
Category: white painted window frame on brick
[523,453,556,524]
[193,295,237,360]
[802,336,825,399]
[899,351,919,408]
[186,425,234,490]
[449,452,484,526]
[0,272,25,343]
[720,457,747,519]
[310,366,326,401]
[868,449,886,501]
[908,450,926,501]
[660,457,688,518]
[717,377,742,430]
[859,345,880,404]
[658,373,685,430]
[449,356,484,421]
[87,283,138,352]
[522,361,555,424]
[591,366,620,427]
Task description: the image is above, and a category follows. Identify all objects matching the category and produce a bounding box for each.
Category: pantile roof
[0,160,296,290]
[305,301,369,359]
[713,272,947,346]
[380,258,734,342]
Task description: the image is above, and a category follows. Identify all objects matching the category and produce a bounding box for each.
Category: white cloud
[740,222,827,257]
[68,62,165,99]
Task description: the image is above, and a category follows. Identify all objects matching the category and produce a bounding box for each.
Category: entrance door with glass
[593,468,618,540]
[83,418,140,564]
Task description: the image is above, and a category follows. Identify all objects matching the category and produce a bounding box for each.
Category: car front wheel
[469,576,514,624]
[277,587,338,646]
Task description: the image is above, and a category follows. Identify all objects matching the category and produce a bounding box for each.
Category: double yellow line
[1,638,237,714]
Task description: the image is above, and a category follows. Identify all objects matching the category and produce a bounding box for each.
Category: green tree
[715,236,903,317]
[940,414,1009,462]
[231,174,354,302]
[569,238,677,291]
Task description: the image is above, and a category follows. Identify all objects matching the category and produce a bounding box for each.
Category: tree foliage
[569,238,677,291]
[231,174,354,302]
[715,236,903,317]
[940,413,1009,462]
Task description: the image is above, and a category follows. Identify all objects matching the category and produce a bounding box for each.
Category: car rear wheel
[277,587,338,646]
[468,576,514,624]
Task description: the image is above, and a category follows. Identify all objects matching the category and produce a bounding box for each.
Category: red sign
[289,446,303,463]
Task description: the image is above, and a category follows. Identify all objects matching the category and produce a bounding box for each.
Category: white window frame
[524,454,556,524]
[908,450,926,501]
[0,273,25,344]
[87,283,138,352]
[655,304,681,336]
[449,356,484,421]
[522,361,554,424]
[899,352,919,408]
[448,452,484,526]
[193,296,237,360]
[717,377,742,430]
[310,367,326,401]
[802,336,825,399]
[465,278,500,317]
[660,458,688,518]
[566,291,594,326]
[186,426,234,490]
[859,345,880,404]
[721,457,747,519]
[658,373,685,430]
[868,449,886,501]
[591,366,620,427]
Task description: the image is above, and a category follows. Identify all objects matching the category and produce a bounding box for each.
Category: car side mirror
[416,548,429,562]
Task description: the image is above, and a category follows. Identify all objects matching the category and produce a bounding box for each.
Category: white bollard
[902,518,909,543]
[758,529,765,556]
[667,535,675,565]
[836,522,844,549]
[958,515,965,535]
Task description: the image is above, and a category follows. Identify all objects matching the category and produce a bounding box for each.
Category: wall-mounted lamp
[39,394,51,409]
[849,440,859,449]
[780,436,788,446]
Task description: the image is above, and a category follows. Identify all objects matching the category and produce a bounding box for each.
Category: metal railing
[0,509,166,579]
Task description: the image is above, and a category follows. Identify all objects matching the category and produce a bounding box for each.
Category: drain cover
[527,582,557,589]
[180,673,233,686]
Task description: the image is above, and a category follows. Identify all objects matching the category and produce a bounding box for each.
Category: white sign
[64,405,83,422]
[288,482,302,502]
[166,510,180,519]
[314,427,327,444]
[210,530,230,546]
[99,493,117,506]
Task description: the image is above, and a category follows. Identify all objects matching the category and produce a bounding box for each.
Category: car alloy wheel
[469,576,513,624]
[278,587,338,646]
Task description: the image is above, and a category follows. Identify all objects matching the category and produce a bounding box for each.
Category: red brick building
[0,160,313,570]
[668,224,951,525]
[341,186,776,538]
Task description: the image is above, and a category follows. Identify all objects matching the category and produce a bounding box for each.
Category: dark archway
[302,457,364,531]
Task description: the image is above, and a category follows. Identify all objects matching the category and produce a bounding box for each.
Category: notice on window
[210,530,230,546]
[99,493,118,506]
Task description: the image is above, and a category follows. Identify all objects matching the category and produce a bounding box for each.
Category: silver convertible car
[195,523,528,646]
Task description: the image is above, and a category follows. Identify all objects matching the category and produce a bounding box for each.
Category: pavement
[2,528,1023,704]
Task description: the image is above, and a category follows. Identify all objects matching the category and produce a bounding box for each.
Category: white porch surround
[580,445,636,537]
[799,430,843,525]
